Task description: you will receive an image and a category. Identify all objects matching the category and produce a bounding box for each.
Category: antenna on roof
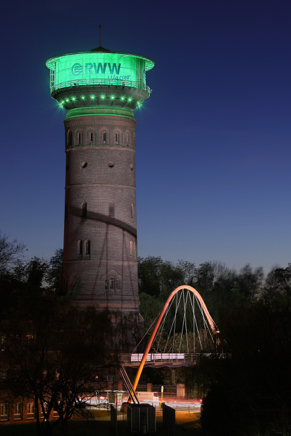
[99,25,101,47]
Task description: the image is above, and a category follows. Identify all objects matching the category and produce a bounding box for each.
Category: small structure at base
[127,403,156,434]
[111,405,117,436]
[163,404,175,436]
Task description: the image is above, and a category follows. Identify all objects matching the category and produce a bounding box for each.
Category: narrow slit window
[110,277,114,289]
[27,402,35,419]
[81,202,87,218]
[90,132,93,142]
[77,240,82,256]
[0,403,9,421]
[78,133,81,144]
[109,202,115,217]
[105,280,108,289]
[14,403,22,420]
[130,241,133,256]
[103,132,106,143]
[115,133,118,143]
[85,240,90,255]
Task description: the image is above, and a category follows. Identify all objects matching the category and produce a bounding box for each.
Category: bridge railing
[119,353,202,364]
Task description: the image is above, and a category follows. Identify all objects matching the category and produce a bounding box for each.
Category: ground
[0,410,205,435]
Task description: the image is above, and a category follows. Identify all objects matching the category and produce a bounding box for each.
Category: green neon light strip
[58,94,143,105]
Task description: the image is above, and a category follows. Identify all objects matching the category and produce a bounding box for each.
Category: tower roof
[90,45,112,53]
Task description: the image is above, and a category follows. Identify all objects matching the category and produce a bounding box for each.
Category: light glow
[46,51,154,94]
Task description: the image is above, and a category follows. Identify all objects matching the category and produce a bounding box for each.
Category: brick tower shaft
[63,109,139,312]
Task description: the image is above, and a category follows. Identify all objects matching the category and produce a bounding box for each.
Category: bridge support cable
[195,296,215,343]
[155,293,178,352]
[129,285,219,399]
[189,293,202,350]
[118,366,139,404]
[131,315,159,354]
[104,364,139,404]
[156,291,182,353]
[163,293,180,353]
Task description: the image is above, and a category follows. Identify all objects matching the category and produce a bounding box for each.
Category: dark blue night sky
[1,0,290,273]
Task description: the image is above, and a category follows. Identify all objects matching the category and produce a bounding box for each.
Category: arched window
[109,202,115,217]
[85,240,90,255]
[115,133,118,144]
[77,132,81,145]
[102,132,106,143]
[77,240,82,256]
[90,132,93,143]
[81,202,87,218]
[110,277,114,289]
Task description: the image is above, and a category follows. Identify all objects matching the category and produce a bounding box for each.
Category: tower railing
[50,78,152,94]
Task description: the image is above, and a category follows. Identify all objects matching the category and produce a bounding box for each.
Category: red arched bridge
[119,285,220,399]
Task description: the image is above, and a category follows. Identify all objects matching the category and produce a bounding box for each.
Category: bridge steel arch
[131,285,219,394]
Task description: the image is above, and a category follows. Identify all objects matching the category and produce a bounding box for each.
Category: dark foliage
[201,301,291,435]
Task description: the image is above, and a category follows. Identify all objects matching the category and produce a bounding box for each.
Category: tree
[262,264,291,310]
[234,264,263,301]
[201,302,291,435]
[0,231,26,273]
[139,292,163,327]
[0,286,112,436]
[138,256,184,300]
[138,257,185,336]
[45,249,63,294]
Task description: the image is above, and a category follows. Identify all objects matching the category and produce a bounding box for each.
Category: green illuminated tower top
[46,44,155,117]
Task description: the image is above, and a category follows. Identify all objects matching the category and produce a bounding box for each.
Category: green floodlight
[46,49,154,95]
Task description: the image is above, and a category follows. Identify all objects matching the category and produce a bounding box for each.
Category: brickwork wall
[0,396,58,425]
[63,114,139,313]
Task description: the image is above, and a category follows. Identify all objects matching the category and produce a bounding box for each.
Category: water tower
[46,42,154,323]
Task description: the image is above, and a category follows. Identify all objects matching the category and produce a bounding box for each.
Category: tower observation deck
[46,45,154,316]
